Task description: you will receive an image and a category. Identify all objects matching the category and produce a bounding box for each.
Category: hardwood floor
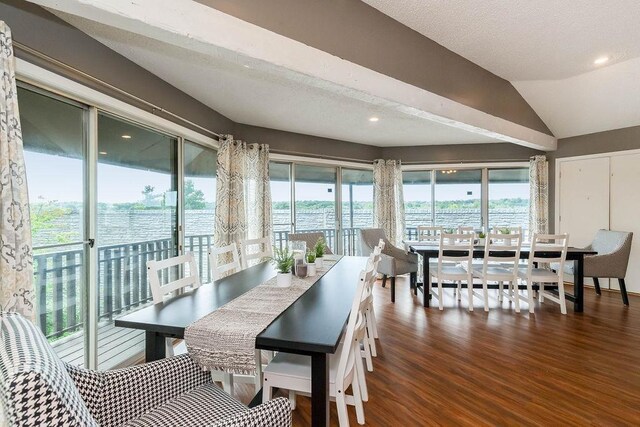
[234,277,640,426]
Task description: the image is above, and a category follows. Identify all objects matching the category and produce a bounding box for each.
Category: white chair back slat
[457,226,475,235]
[491,226,523,244]
[529,233,569,264]
[417,226,442,242]
[239,237,273,269]
[439,233,475,264]
[483,233,522,265]
[209,243,241,281]
[147,252,201,304]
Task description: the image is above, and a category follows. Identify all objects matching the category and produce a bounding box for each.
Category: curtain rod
[13,41,222,140]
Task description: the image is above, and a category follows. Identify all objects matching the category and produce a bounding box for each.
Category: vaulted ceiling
[27,0,640,148]
[362,0,640,138]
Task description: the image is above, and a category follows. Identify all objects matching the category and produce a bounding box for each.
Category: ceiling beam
[27,0,557,151]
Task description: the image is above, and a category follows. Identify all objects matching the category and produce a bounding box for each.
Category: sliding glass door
[270,162,293,250]
[434,169,482,231]
[20,85,90,367]
[96,113,178,369]
[403,171,433,239]
[488,168,530,235]
[341,169,373,255]
[294,165,338,252]
[183,141,217,283]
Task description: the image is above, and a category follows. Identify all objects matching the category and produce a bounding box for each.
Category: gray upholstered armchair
[360,228,418,303]
[0,312,292,427]
[287,231,333,254]
[556,229,633,305]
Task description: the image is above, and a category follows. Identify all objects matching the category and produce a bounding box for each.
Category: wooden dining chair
[430,233,474,311]
[517,233,570,314]
[263,261,374,426]
[417,225,442,242]
[208,242,241,281]
[361,245,383,371]
[457,226,476,235]
[239,237,273,269]
[472,233,522,312]
[147,252,201,356]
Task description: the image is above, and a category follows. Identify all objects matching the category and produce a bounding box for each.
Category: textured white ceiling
[363,0,640,137]
[362,0,640,81]
[54,13,502,147]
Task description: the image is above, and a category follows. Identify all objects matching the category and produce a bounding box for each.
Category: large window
[403,171,432,239]
[184,141,217,282]
[341,169,373,255]
[488,168,529,235]
[20,85,88,367]
[435,169,482,230]
[403,167,530,238]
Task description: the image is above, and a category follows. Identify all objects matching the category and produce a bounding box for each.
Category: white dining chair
[430,233,474,311]
[472,233,522,312]
[147,252,201,356]
[239,237,273,269]
[517,233,570,314]
[457,226,475,235]
[361,246,382,370]
[263,262,374,426]
[208,242,241,281]
[417,225,442,242]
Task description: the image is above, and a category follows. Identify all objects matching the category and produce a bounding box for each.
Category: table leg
[423,254,430,307]
[145,331,166,362]
[573,257,584,313]
[311,352,329,427]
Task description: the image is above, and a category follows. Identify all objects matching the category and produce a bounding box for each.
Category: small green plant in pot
[270,246,294,287]
[477,232,487,246]
[314,237,327,269]
[306,252,317,277]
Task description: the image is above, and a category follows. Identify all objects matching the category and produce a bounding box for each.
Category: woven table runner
[185,256,342,374]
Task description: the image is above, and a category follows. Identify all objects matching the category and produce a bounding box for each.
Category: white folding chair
[208,242,241,281]
[239,237,273,269]
[430,233,474,311]
[263,264,374,426]
[147,253,201,356]
[518,233,570,314]
[472,233,522,312]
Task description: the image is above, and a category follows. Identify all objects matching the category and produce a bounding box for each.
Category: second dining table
[115,255,368,427]
[408,242,596,312]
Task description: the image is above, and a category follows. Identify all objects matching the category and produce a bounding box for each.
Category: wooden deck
[233,277,640,426]
[52,321,145,370]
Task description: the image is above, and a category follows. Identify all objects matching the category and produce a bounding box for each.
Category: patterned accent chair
[359,228,418,303]
[555,229,633,306]
[287,232,334,254]
[0,312,291,427]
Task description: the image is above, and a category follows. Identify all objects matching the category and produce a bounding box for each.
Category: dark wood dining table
[115,256,367,427]
[408,243,596,312]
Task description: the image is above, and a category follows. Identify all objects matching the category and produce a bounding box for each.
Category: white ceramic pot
[308,264,317,277]
[315,258,324,269]
[276,272,292,288]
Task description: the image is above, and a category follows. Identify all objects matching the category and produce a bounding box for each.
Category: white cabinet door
[558,157,610,286]
[610,154,640,294]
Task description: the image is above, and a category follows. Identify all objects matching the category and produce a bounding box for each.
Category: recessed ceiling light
[99,151,107,155]
[368,117,379,122]
[594,56,609,65]
[121,134,132,139]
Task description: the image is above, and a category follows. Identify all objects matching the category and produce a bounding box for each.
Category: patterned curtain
[529,155,549,235]
[373,159,405,246]
[0,22,34,319]
[214,135,272,248]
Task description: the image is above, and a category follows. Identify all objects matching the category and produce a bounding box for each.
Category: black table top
[408,243,596,258]
[256,256,367,355]
[115,261,277,337]
[115,256,367,355]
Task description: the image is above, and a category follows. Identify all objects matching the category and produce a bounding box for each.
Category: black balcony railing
[35,227,375,340]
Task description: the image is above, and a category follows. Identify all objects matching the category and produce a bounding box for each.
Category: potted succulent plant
[477,232,486,246]
[270,246,295,287]
[314,237,327,269]
[306,252,317,276]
